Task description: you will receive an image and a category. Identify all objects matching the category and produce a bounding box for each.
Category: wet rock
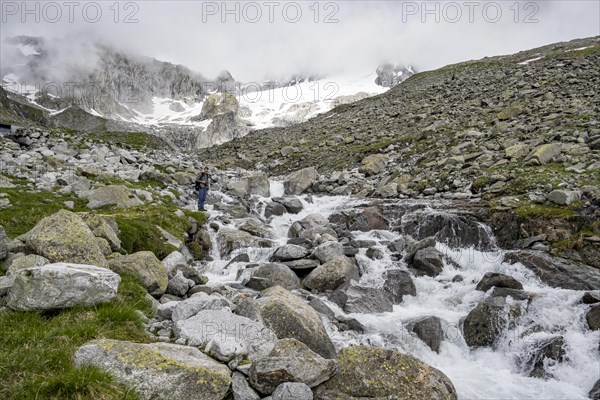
[589,379,600,400]
[108,251,168,296]
[475,272,523,292]
[272,244,311,262]
[173,309,278,362]
[334,315,366,333]
[315,346,457,400]
[74,340,231,400]
[523,336,565,378]
[504,251,600,290]
[463,297,508,348]
[246,263,301,291]
[247,172,271,197]
[284,167,318,195]
[256,286,337,359]
[248,338,337,395]
[582,291,600,304]
[217,228,273,258]
[311,241,345,264]
[349,207,390,232]
[586,304,600,331]
[303,256,359,292]
[283,259,320,272]
[383,269,416,303]
[239,218,272,238]
[410,247,444,277]
[343,284,393,314]
[266,202,287,218]
[489,287,532,301]
[272,197,304,214]
[408,316,444,353]
[7,263,120,311]
[308,297,335,320]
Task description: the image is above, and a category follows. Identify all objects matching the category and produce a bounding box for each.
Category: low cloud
[1,1,599,81]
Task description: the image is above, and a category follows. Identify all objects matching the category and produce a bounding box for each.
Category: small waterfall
[191,179,598,399]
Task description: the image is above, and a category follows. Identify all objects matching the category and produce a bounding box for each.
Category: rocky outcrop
[74,340,231,400]
[256,286,337,359]
[7,263,120,311]
[315,346,457,400]
[108,251,168,296]
[26,209,107,267]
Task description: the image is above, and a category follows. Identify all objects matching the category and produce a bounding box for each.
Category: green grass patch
[108,204,206,259]
[86,132,170,151]
[0,188,88,237]
[0,275,153,399]
[514,203,577,219]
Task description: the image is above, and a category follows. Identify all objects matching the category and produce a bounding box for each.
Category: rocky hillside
[201,37,599,202]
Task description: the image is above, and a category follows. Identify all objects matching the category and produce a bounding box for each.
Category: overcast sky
[1,0,599,81]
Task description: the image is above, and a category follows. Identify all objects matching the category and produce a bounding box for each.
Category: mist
[1,1,599,82]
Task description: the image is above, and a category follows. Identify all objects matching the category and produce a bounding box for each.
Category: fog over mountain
[1,1,598,81]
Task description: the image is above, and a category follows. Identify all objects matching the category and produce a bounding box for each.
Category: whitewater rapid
[191,181,599,399]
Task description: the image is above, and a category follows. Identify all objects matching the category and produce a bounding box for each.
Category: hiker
[195,167,216,211]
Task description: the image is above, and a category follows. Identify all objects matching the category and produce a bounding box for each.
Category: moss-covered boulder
[358,154,389,176]
[108,251,168,296]
[315,346,457,400]
[256,286,337,359]
[80,213,121,251]
[26,209,107,267]
[74,339,231,400]
[303,256,359,292]
[5,254,49,276]
[81,185,144,209]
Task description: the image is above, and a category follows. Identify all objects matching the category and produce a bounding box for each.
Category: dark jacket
[195,172,215,190]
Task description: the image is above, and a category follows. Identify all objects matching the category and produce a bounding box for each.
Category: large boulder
[284,167,318,195]
[170,292,232,322]
[475,272,523,292]
[26,209,106,267]
[408,316,444,353]
[463,297,508,348]
[546,190,581,206]
[382,269,416,303]
[303,256,359,292]
[343,284,393,314]
[256,286,337,359]
[410,247,444,277]
[74,340,231,400]
[349,207,390,232]
[248,338,338,395]
[246,263,301,291]
[522,336,565,378]
[81,185,144,209]
[311,241,344,264]
[587,304,600,331]
[7,263,120,311]
[315,346,457,400]
[504,251,600,290]
[359,154,389,176]
[217,228,273,258]
[173,309,278,362]
[272,244,311,262]
[108,251,168,296]
[247,172,271,197]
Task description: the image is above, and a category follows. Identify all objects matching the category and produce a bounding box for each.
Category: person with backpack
[194,167,216,211]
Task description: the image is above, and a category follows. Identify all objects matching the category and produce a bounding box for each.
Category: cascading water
[191,180,599,399]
